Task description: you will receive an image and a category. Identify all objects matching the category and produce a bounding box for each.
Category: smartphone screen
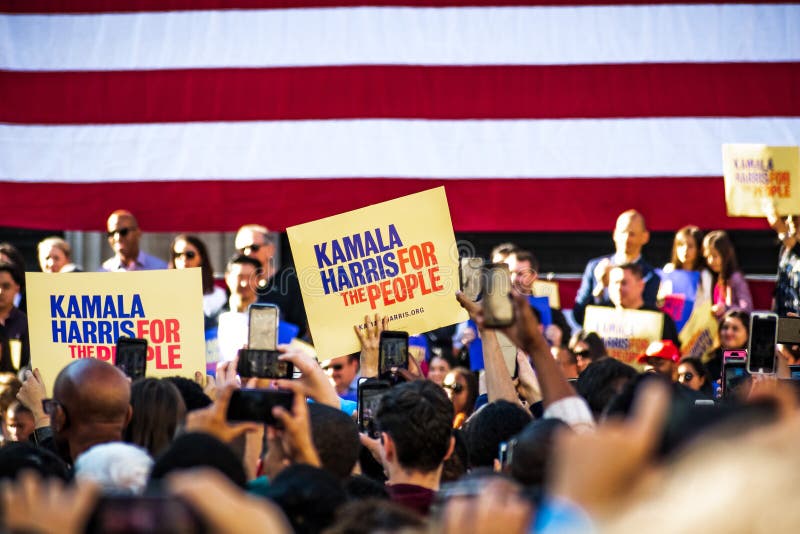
[226,388,294,426]
[85,496,206,534]
[723,362,749,400]
[236,349,292,379]
[358,379,391,438]
[459,257,484,302]
[115,337,147,381]
[777,316,800,344]
[248,304,279,350]
[482,263,514,328]
[748,313,778,374]
[379,331,409,375]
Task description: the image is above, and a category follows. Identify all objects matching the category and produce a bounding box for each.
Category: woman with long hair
[702,230,752,319]
[663,225,713,306]
[168,234,227,331]
[443,367,479,429]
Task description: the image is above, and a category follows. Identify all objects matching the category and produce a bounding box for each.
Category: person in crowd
[323,353,360,402]
[0,373,21,444]
[702,230,753,319]
[101,210,167,271]
[36,359,132,463]
[706,309,750,380]
[677,356,714,397]
[608,263,679,346]
[216,254,261,361]
[556,349,579,380]
[495,247,572,349]
[573,210,660,325]
[365,380,454,516]
[442,367,479,429]
[568,330,607,374]
[0,243,26,313]
[636,340,680,381]
[576,356,638,419]
[462,400,532,468]
[0,262,29,372]
[426,354,452,387]
[765,205,800,316]
[37,236,81,273]
[168,234,227,331]
[662,225,712,306]
[74,442,153,495]
[234,224,307,337]
[5,401,35,442]
[124,378,187,457]
[505,417,571,490]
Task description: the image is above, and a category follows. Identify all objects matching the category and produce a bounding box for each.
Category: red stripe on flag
[1,0,777,15]
[0,177,767,233]
[3,63,798,124]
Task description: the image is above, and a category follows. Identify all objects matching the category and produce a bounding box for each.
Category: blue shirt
[101,250,167,271]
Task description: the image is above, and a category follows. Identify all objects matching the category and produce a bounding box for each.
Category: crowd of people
[0,206,799,533]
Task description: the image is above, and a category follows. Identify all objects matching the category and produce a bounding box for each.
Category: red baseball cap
[636,340,680,364]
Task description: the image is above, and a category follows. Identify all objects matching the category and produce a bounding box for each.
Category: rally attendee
[0,261,29,372]
[636,340,680,381]
[365,380,454,516]
[168,234,227,332]
[703,230,753,319]
[37,236,81,273]
[74,442,153,495]
[608,263,679,346]
[124,378,187,457]
[217,254,261,361]
[426,354,452,387]
[677,356,714,397]
[462,400,532,468]
[442,367,479,429]
[767,207,800,316]
[0,243,26,313]
[234,224,307,337]
[101,210,167,271]
[568,330,607,374]
[705,309,750,381]
[573,210,660,325]
[576,356,638,420]
[324,354,360,402]
[662,225,712,306]
[5,401,35,442]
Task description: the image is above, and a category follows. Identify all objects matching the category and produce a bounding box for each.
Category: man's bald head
[54,359,131,425]
[613,209,649,260]
[106,210,142,262]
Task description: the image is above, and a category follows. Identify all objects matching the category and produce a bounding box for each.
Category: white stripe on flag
[2,118,799,182]
[2,4,799,71]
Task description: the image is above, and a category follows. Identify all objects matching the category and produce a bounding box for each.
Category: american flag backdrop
[1,1,799,233]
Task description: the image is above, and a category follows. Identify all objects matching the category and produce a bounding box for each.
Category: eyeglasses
[41,398,69,427]
[678,372,694,382]
[173,250,197,260]
[107,227,135,239]
[443,382,464,393]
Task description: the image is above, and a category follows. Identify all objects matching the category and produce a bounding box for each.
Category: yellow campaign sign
[723,144,800,217]
[26,270,206,391]
[678,300,719,361]
[533,280,561,309]
[583,305,664,367]
[287,187,468,359]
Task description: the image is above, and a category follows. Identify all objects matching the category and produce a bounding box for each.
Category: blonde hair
[37,236,72,260]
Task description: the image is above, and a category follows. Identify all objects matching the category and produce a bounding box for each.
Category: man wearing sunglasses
[101,210,167,272]
[234,224,307,337]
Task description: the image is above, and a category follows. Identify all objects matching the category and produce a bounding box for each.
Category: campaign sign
[657,269,700,332]
[678,301,720,360]
[583,305,664,367]
[287,187,467,359]
[533,280,561,309]
[723,144,800,217]
[26,270,205,391]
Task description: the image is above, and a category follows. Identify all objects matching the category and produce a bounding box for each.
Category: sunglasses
[326,363,345,372]
[443,382,464,393]
[679,372,694,382]
[173,250,197,260]
[238,244,262,255]
[41,398,69,427]
[107,227,135,239]
[573,350,591,358]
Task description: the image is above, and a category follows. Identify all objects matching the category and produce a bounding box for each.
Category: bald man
[47,359,132,463]
[572,209,660,325]
[101,210,167,271]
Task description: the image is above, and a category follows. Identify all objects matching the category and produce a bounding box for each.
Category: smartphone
[748,313,778,374]
[789,364,800,380]
[226,388,294,426]
[497,439,516,468]
[236,349,293,379]
[85,496,207,534]
[459,257,484,302]
[777,316,800,344]
[722,359,749,400]
[722,349,747,362]
[379,331,409,376]
[248,303,279,350]
[358,379,392,438]
[482,263,514,328]
[115,337,147,381]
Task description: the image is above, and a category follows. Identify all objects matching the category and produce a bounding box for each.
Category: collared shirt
[338,376,359,403]
[101,251,167,272]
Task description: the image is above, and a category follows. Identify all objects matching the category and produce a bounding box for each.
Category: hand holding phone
[237,349,293,379]
[115,337,147,380]
[459,257,484,302]
[226,388,294,426]
[482,263,515,328]
[379,331,409,377]
[358,378,392,438]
